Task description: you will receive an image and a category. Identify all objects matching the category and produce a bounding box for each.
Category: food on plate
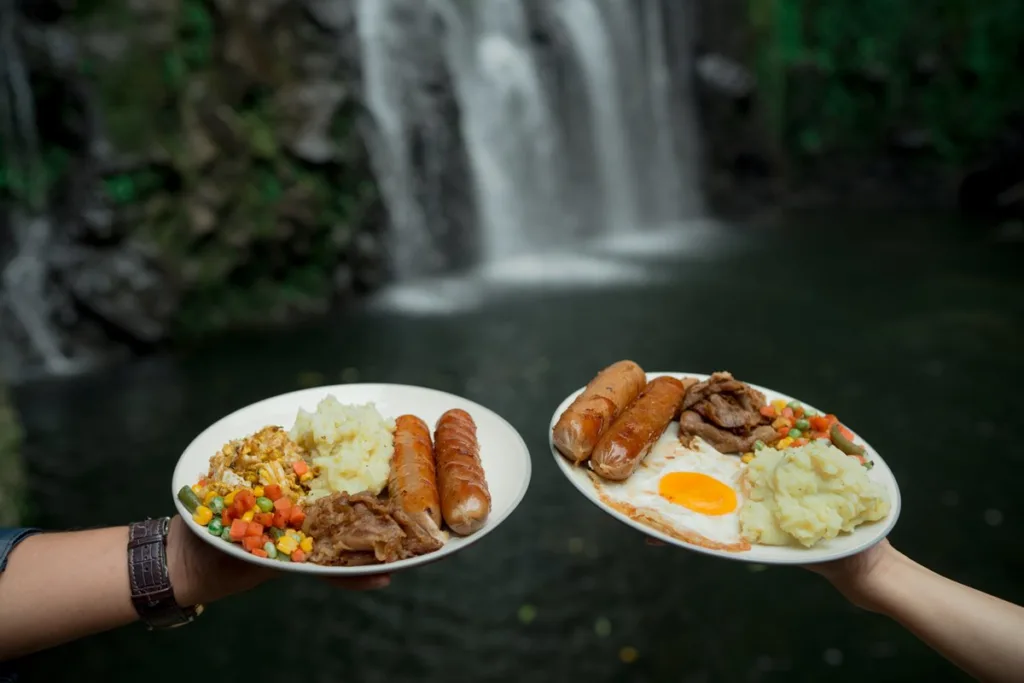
[389,414,443,529]
[552,360,647,464]
[303,492,445,566]
[435,409,491,536]
[738,440,891,548]
[178,395,492,566]
[590,423,750,551]
[290,396,396,500]
[559,362,892,553]
[678,372,780,454]
[589,376,689,481]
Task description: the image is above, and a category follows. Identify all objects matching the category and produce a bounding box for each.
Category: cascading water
[355,0,705,281]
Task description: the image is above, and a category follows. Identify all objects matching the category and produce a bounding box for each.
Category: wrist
[165,516,200,607]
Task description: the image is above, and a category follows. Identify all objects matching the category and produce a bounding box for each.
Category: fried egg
[591,423,750,551]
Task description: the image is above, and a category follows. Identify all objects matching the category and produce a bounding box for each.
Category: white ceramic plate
[173,384,532,575]
[549,372,901,564]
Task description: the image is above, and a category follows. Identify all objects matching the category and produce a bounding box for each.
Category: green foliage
[749,0,1024,167]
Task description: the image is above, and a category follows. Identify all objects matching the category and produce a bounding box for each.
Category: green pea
[787,400,802,410]
[263,542,278,559]
[788,428,803,439]
[207,518,224,536]
[277,552,291,562]
[209,496,225,514]
[270,527,286,541]
[753,440,766,451]
[795,418,811,431]
[220,527,233,541]
[256,496,274,513]
[803,407,817,417]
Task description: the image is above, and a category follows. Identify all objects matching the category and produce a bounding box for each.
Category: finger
[324,574,392,591]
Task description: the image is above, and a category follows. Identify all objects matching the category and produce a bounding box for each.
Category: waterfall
[0,3,79,378]
[353,0,705,276]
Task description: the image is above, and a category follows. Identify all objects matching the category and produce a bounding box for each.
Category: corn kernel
[241,510,255,522]
[771,399,787,412]
[299,472,314,484]
[258,468,271,483]
[225,490,239,506]
[741,453,754,464]
[777,437,794,449]
[202,490,217,505]
[192,506,214,526]
[191,483,204,495]
[299,536,314,554]
[276,535,299,555]
[253,486,265,498]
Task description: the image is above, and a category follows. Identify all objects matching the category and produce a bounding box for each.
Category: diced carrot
[260,534,271,546]
[251,548,269,558]
[264,484,283,501]
[824,414,839,426]
[781,407,794,419]
[776,428,789,439]
[809,416,831,432]
[245,521,264,538]
[792,438,809,447]
[254,512,274,527]
[293,460,309,476]
[242,536,264,552]
[273,497,293,512]
[811,431,829,441]
[838,424,856,441]
[235,490,256,511]
[793,407,805,419]
[288,507,306,529]
[273,510,289,528]
[291,549,307,563]
[221,509,235,526]
[759,405,776,418]
[229,519,249,541]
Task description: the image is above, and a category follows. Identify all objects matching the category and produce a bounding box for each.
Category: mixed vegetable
[740,399,873,468]
[177,481,314,562]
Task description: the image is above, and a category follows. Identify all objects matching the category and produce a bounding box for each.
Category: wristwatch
[127,517,204,629]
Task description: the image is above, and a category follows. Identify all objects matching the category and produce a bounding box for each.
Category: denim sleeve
[0,527,40,681]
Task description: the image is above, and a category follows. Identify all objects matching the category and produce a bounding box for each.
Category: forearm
[0,526,137,660]
[873,550,1024,683]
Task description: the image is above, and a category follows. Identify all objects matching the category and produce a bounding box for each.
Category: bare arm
[813,541,1024,683]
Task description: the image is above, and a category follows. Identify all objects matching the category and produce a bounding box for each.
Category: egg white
[592,423,748,549]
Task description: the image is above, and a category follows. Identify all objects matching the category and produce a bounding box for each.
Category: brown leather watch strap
[128,517,203,630]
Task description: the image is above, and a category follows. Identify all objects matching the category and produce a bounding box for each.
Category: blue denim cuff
[0,527,41,574]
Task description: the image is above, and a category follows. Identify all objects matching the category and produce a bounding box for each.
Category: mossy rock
[0,381,26,527]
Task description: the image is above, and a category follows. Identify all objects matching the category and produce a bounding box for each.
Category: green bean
[207,518,224,536]
[177,486,202,513]
[829,423,866,456]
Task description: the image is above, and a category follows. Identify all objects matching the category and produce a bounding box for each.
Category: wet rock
[695,53,755,99]
[0,380,26,526]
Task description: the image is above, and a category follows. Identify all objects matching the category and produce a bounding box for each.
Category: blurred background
[1,0,1022,681]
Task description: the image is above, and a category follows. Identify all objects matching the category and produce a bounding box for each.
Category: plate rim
[548,371,902,565]
[172,382,533,575]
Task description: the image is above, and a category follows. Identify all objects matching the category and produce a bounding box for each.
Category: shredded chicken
[303,492,446,566]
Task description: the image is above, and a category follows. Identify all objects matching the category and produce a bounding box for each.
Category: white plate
[173,383,532,575]
[549,372,901,565]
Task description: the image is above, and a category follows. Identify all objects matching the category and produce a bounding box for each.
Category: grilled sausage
[590,376,687,481]
[434,409,491,536]
[552,360,647,464]
[389,415,443,529]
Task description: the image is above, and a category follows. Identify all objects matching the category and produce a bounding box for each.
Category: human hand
[165,515,391,606]
[803,538,898,613]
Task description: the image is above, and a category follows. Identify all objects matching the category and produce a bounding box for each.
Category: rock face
[0,379,25,526]
[0,0,388,383]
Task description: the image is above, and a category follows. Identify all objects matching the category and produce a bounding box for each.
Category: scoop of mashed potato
[739,441,890,548]
[290,396,395,500]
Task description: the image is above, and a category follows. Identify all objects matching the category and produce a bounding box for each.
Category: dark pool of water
[11,213,1024,682]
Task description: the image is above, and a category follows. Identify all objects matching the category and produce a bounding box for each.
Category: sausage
[388,415,443,529]
[434,409,491,536]
[589,376,687,481]
[552,360,647,464]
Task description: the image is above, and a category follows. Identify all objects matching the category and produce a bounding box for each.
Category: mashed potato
[289,396,396,500]
[739,441,890,548]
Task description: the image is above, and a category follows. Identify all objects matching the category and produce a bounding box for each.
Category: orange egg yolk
[657,472,737,516]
